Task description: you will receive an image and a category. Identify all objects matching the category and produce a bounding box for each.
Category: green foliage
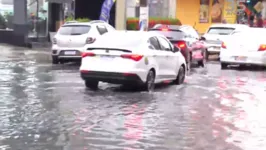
[126,17,182,30]
[65,17,90,22]
[76,18,90,22]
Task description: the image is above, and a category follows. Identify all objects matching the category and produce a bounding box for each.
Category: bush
[64,17,90,22]
[76,18,90,22]
[126,17,182,30]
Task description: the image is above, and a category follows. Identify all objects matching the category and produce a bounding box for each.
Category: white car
[51,20,115,64]
[220,28,266,69]
[202,24,249,58]
[79,31,187,91]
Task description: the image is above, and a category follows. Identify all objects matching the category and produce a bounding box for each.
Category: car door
[147,36,165,80]
[156,36,177,79]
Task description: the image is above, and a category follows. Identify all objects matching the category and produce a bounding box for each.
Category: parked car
[220,28,266,69]
[80,31,186,91]
[149,24,207,70]
[202,24,249,59]
[51,20,115,64]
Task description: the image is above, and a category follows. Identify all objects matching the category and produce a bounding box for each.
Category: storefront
[176,0,237,34]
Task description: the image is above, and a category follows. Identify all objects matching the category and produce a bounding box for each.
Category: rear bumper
[80,71,144,85]
[220,51,266,66]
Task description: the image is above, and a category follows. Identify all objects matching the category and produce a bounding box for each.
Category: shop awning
[45,0,72,3]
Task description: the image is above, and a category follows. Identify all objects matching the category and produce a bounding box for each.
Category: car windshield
[149,29,185,40]
[207,27,235,35]
[58,25,91,35]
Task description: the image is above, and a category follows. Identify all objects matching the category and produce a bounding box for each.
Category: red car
[149,24,207,70]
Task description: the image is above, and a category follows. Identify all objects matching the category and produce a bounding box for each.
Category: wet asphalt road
[0,45,266,150]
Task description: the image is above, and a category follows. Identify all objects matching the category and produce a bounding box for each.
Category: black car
[149,24,207,70]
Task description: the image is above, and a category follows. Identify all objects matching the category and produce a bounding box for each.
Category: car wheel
[174,65,185,85]
[143,70,155,92]
[85,80,99,90]
[221,63,228,69]
[198,50,206,67]
[187,53,192,71]
[206,51,210,60]
[52,56,59,64]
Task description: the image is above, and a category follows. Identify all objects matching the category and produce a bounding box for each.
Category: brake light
[175,41,186,50]
[221,42,226,49]
[120,54,143,61]
[258,44,266,51]
[81,52,95,58]
[86,37,96,44]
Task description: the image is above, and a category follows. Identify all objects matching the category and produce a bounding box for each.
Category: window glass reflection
[0,0,13,30]
[28,0,48,37]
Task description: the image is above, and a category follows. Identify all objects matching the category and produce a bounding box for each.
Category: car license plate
[64,51,76,55]
[101,56,114,61]
[235,56,247,61]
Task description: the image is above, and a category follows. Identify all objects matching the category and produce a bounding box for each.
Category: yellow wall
[176,0,211,34]
[176,0,237,34]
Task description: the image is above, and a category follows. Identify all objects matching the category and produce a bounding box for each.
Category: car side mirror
[173,46,180,52]
[200,37,206,41]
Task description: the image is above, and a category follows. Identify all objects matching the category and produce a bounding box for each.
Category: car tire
[187,53,192,71]
[221,63,228,69]
[85,80,99,90]
[52,56,59,64]
[198,50,206,67]
[173,65,185,85]
[143,69,155,92]
[206,51,210,60]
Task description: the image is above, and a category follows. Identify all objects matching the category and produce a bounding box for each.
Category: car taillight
[221,42,226,49]
[81,52,95,58]
[86,37,96,44]
[120,54,143,61]
[258,44,266,51]
[52,38,57,44]
[175,41,186,50]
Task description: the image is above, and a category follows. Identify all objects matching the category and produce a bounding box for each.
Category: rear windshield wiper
[87,48,132,53]
[70,33,82,35]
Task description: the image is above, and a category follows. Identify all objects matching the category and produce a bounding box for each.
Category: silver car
[51,20,116,64]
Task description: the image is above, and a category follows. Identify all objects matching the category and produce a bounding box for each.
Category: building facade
[176,0,238,34]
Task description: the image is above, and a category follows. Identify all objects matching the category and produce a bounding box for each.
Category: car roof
[209,23,249,29]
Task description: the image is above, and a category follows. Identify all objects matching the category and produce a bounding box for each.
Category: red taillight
[221,42,226,49]
[86,37,96,44]
[175,41,186,50]
[258,44,266,51]
[120,54,143,61]
[81,52,95,58]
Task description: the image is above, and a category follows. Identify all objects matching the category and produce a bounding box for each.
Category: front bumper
[80,71,144,85]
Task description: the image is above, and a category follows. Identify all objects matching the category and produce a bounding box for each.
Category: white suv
[51,20,115,64]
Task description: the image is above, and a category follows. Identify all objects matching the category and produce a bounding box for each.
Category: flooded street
[0,45,266,150]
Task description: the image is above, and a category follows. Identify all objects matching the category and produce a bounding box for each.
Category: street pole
[36,0,39,41]
[139,0,149,31]
[115,0,126,30]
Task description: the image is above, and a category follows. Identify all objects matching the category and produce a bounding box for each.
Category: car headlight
[52,38,57,44]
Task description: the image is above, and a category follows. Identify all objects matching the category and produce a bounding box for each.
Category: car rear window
[58,25,91,35]
[207,27,235,35]
[149,29,185,40]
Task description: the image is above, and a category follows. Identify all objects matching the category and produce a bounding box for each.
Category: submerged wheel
[52,56,59,64]
[173,65,185,85]
[198,50,206,67]
[221,63,228,69]
[85,80,99,90]
[143,70,155,92]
